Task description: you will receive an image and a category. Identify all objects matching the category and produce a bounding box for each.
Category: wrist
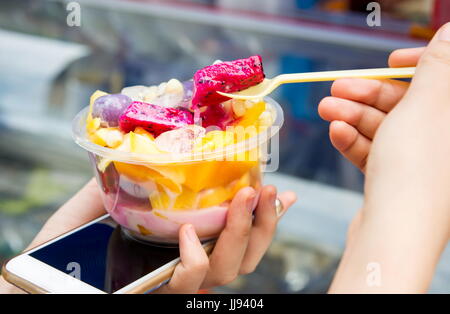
[331,203,448,293]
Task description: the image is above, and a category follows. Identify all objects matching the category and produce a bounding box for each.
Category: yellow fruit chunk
[194,131,235,152]
[134,127,155,140]
[182,160,257,192]
[155,176,183,194]
[90,128,124,148]
[114,162,182,193]
[112,132,183,193]
[96,133,132,172]
[86,90,108,134]
[137,224,153,235]
[126,133,186,190]
[89,129,106,147]
[150,186,198,210]
[149,188,171,209]
[199,186,231,208]
[87,117,101,134]
[235,101,266,128]
[173,188,198,210]
[129,131,160,155]
[229,172,251,195]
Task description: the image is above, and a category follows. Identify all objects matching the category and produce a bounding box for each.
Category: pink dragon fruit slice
[192,55,265,108]
[119,101,193,136]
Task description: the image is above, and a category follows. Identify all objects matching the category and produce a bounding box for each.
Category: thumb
[155,224,209,294]
[406,23,450,106]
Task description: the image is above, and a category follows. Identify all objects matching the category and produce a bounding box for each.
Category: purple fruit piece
[119,101,194,136]
[92,94,132,127]
[192,55,265,108]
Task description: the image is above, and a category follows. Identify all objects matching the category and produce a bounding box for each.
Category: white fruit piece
[157,82,167,96]
[155,125,206,153]
[231,100,246,117]
[121,85,149,102]
[143,85,158,103]
[95,128,124,148]
[165,78,183,94]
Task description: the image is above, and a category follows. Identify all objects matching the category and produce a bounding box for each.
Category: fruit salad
[73,55,283,244]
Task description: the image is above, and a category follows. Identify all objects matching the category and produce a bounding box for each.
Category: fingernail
[275,198,284,217]
[185,224,197,242]
[247,193,256,212]
[438,23,450,42]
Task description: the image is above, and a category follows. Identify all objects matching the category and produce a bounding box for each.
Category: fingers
[406,23,450,107]
[319,96,386,140]
[329,121,371,172]
[157,224,209,294]
[239,185,277,274]
[330,78,409,113]
[201,187,256,288]
[240,187,297,274]
[388,47,425,67]
[319,78,409,171]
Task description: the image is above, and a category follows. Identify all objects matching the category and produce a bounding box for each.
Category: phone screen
[28,216,179,293]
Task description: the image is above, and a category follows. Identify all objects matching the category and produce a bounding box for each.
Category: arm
[321,23,450,293]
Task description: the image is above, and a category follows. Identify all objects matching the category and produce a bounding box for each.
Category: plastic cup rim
[72,97,284,165]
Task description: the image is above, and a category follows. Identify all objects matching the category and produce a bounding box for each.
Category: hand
[318,47,424,171]
[1,179,296,294]
[328,23,450,293]
[157,185,296,293]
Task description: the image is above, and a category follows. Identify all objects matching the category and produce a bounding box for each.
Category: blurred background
[1,0,449,293]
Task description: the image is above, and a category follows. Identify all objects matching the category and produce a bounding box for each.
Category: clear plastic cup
[72,98,283,245]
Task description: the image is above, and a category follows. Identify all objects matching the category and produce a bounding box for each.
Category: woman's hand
[318,47,424,172]
[321,23,450,293]
[157,185,296,293]
[1,179,296,294]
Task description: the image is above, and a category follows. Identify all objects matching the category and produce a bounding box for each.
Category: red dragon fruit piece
[192,55,265,108]
[119,101,194,136]
[200,103,234,130]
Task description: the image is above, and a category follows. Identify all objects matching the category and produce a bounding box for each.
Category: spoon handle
[276,67,416,84]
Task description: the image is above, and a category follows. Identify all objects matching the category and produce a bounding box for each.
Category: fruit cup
[72,98,283,246]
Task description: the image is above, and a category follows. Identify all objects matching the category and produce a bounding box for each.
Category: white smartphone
[2,215,214,294]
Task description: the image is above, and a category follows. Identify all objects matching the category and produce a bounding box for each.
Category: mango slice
[198,186,231,208]
[150,185,198,210]
[235,101,266,128]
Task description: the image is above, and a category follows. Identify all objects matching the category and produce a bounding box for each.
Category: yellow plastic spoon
[217,67,416,100]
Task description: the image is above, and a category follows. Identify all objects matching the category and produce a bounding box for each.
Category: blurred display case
[1,0,448,293]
